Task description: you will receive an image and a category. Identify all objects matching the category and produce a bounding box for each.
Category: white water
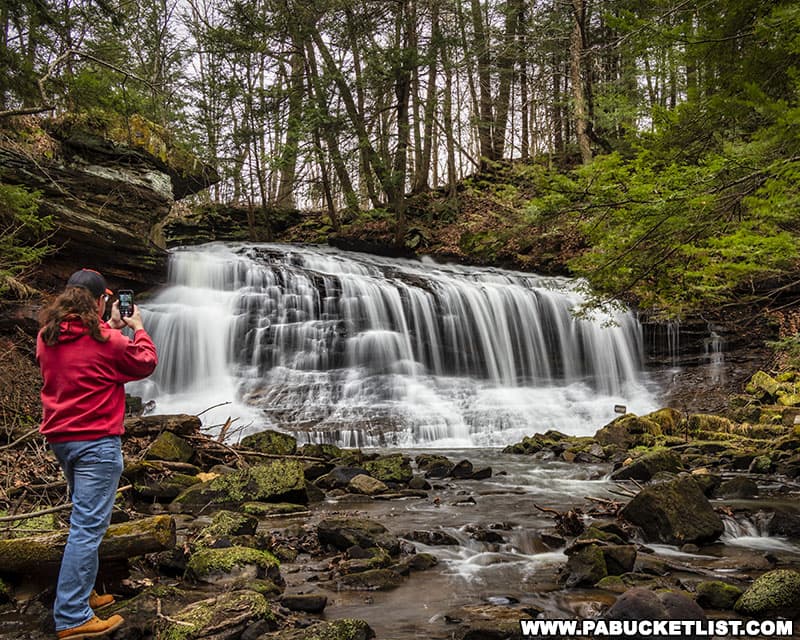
[129,242,658,446]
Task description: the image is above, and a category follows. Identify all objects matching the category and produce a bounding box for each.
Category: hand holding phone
[118,290,134,318]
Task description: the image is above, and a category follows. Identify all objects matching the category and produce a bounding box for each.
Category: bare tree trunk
[569,0,592,164]
[275,41,305,210]
[442,41,458,200]
[469,0,495,168]
[413,0,440,193]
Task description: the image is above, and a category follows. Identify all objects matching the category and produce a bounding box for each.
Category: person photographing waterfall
[36,269,158,640]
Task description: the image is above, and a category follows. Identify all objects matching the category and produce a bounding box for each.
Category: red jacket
[37,318,158,443]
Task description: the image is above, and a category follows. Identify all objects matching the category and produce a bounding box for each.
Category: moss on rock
[734,569,800,618]
[240,429,297,455]
[363,454,413,484]
[242,501,308,517]
[155,590,273,640]
[695,580,743,610]
[186,546,281,584]
[268,619,375,640]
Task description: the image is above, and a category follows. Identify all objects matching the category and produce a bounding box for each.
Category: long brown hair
[39,287,109,346]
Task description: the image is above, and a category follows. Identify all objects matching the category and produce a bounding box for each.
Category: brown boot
[88,590,115,610]
[56,614,124,639]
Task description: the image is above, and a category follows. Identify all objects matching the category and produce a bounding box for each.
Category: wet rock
[765,506,800,537]
[449,460,474,479]
[185,546,282,586]
[332,568,405,591]
[363,454,413,485]
[400,552,439,571]
[241,502,309,517]
[611,450,684,482]
[279,593,328,614]
[240,429,297,455]
[156,590,276,640]
[690,471,721,497]
[563,545,607,587]
[734,569,800,618]
[471,466,492,480]
[748,454,773,474]
[171,460,308,514]
[347,474,389,496]
[317,517,401,555]
[594,414,661,450]
[621,475,724,545]
[414,453,454,478]
[602,545,638,576]
[145,431,195,463]
[407,474,431,490]
[404,529,460,546]
[717,476,759,499]
[316,466,370,490]
[695,580,743,610]
[266,619,375,640]
[606,588,706,636]
[464,525,504,544]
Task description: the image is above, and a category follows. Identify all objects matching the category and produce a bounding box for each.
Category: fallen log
[0,514,175,574]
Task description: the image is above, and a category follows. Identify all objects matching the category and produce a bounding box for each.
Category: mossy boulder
[695,580,743,610]
[240,429,297,456]
[267,619,375,640]
[171,459,307,514]
[185,546,281,585]
[145,431,195,463]
[611,449,684,482]
[644,408,682,435]
[621,475,724,545]
[363,454,413,485]
[717,476,758,499]
[746,371,781,400]
[193,510,258,549]
[594,414,661,450]
[0,577,10,604]
[154,590,275,640]
[734,569,800,618]
[298,443,344,460]
[562,545,607,587]
[686,414,736,436]
[749,454,773,474]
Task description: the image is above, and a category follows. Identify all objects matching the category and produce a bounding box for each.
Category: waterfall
[129,242,658,447]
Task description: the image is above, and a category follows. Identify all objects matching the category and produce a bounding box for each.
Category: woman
[37,269,158,640]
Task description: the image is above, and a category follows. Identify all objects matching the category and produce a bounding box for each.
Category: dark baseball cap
[66,269,113,298]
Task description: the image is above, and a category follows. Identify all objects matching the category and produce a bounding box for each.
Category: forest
[1,0,800,322]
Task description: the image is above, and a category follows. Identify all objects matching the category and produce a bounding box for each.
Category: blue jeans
[49,436,123,631]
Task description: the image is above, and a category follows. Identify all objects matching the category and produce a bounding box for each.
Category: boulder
[404,530,460,546]
[734,569,800,618]
[594,414,661,450]
[695,580,743,610]
[185,546,282,586]
[348,474,389,496]
[332,568,405,591]
[611,449,684,482]
[279,593,328,614]
[145,431,194,463]
[606,587,706,629]
[171,459,308,514]
[317,517,401,555]
[363,454,413,485]
[449,460,474,479]
[194,510,259,549]
[621,475,724,545]
[315,466,370,490]
[717,476,759,499]
[415,454,454,478]
[124,414,201,438]
[240,429,297,455]
[746,371,781,400]
[154,590,275,640]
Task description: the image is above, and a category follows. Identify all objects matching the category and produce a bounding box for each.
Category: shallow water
[272,450,800,638]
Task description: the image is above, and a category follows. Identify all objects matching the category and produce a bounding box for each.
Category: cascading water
[129,242,658,447]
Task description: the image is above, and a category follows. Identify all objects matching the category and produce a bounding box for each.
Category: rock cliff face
[0,114,218,292]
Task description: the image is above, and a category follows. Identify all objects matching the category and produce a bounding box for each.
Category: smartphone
[118,290,134,317]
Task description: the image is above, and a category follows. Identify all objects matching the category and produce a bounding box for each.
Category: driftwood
[0,514,175,574]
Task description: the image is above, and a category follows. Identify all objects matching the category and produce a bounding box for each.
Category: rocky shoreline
[0,370,799,639]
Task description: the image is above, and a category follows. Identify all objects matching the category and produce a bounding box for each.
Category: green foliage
[0,184,51,297]
[767,336,800,369]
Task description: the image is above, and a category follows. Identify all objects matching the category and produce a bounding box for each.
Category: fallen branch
[0,485,132,523]
[0,428,39,451]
